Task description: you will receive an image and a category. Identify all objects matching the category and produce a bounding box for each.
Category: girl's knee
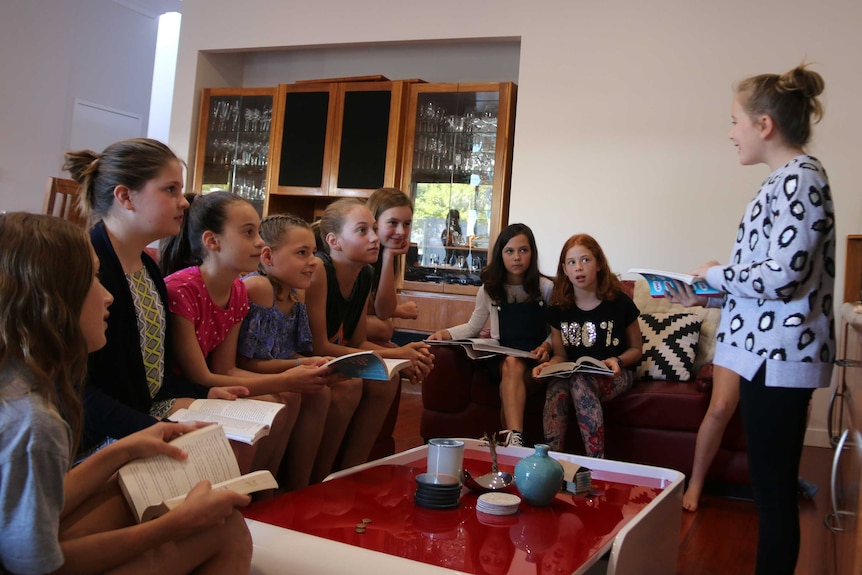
[501,356,525,374]
[331,378,363,407]
[706,399,737,423]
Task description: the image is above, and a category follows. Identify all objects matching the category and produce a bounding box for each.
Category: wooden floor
[393,386,835,575]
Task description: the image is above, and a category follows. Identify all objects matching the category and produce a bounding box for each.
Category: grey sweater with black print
[706,155,835,389]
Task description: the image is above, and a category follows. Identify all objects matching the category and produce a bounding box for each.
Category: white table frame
[247,439,684,575]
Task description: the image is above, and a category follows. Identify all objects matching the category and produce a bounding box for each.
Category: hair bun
[779,65,824,99]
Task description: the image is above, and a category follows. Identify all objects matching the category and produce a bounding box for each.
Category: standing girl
[159,191,336,480]
[365,187,420,342]
[305,198,434,478]
[64,138,248,456]
[428,223,552,447]
[0,212,251,575]
[236,213,348,490]
[665,64,834,573]
[533,233,642,457]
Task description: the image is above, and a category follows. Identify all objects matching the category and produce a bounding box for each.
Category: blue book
[628,268,722,298]
[323,350,411,381]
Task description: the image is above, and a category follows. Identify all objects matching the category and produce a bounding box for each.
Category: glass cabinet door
[193,88,276,215]
[401,82,516,288]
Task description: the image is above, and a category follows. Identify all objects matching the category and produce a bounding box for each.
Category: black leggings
[739,367,812,575]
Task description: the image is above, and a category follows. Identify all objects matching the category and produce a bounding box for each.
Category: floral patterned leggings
[542,369,634,457]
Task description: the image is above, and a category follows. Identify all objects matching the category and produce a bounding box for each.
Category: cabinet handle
[826,427,858,536]
[827,385,842,447]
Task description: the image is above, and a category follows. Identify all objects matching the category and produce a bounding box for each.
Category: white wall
[171,0,862,447]
[0,0,165,212]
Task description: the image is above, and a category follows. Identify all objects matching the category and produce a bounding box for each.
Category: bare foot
[682,486,701,512]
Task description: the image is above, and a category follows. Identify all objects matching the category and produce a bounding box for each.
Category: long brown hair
[63,137,183,224]
[550,233,621,308]
[482,223,544,305]
[366,187,413,296]
[0,213,93,459]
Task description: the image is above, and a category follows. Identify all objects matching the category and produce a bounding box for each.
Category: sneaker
[498,429,524,447]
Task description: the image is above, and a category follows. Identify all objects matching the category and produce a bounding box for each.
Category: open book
[628,268,722,298]
[425,338,539,360]
[323,350,412,381]
[537,356,614,378]
[169,398,284,445]
[117,424,277,523]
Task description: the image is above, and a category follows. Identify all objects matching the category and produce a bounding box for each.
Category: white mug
[427,438,465,480]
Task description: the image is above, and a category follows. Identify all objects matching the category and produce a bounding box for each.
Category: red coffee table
[243,439,683,575]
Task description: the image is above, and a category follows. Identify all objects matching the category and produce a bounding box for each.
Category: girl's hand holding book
[118,421,204,465]
[171,480,250,534]
[532,361,552,379]
[282,363,342,393]
[531,342,551,363]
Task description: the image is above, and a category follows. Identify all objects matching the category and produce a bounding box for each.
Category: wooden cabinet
[265,77,413,220]
[399,82,516,291]
[191,87,278,215]
[391,287,478,333]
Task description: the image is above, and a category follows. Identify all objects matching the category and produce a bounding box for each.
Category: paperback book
[628,268,722,298]
[169,398,285,445]
[117,424,277,523]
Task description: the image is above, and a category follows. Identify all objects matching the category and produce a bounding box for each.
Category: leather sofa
[419,280,749,486]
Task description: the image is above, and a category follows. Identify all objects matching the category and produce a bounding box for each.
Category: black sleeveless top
[318,252,374,344]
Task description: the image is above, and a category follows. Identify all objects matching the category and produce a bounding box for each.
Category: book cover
[117,425,276,523]
[536,356,614,378]
[628,268,722,298]
[323,350,412,381]
[169,398,284,445]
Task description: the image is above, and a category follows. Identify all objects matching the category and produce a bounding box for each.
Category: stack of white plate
[476,492,521,516]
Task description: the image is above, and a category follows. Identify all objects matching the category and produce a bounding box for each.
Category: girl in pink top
[161,192,343,487]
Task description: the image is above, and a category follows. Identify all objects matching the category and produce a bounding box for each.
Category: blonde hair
[313,198,366,253]
[736,64,825,148]
[0,213,93,459]
[258,213,312,301]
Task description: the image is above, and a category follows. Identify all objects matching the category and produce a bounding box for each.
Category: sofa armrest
[422,346,478,413]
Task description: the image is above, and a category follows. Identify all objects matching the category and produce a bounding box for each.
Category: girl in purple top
[161,192,342,485]
[237,213,350,490]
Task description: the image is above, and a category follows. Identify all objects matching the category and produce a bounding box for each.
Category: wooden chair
[43,177,87,228]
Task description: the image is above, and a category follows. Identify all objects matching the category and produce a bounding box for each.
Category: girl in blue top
[237,213,349,490]
[667,64,835,574]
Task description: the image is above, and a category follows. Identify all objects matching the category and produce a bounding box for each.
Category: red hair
[550,233,622,308]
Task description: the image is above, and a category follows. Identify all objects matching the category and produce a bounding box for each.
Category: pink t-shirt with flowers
[165,266,250,359]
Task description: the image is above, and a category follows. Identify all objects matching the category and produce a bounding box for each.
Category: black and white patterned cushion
[635,313,702,381]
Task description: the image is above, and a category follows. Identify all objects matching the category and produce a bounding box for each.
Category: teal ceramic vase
[514,444,564,506]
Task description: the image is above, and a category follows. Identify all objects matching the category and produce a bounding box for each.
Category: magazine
[425,337,538,360]
[536,356,614,378]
